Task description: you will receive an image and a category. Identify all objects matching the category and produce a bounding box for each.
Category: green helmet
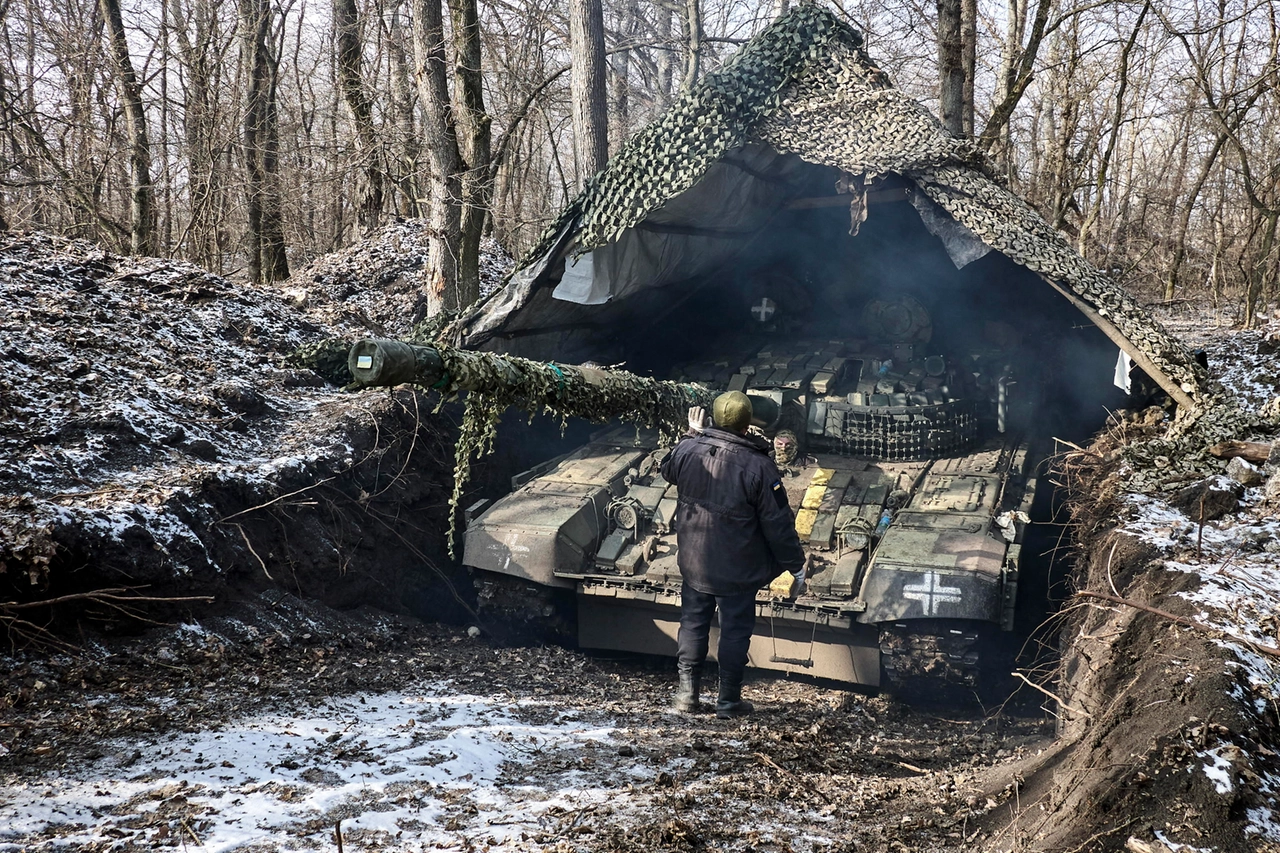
[712,391,753,432]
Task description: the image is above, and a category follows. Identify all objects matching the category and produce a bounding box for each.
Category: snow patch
[1199,746,1234,794]
[0,682,621,852]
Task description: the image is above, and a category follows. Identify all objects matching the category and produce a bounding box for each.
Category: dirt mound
[290,220,512,338]
[0,231,468,640]
[993,323,1280,851]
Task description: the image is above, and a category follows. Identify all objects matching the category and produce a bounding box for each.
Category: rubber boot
[672,664,701,713]
[715,677,754,719]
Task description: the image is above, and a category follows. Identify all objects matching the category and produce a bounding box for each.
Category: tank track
[473,571,576,644]
[879,620,982,695]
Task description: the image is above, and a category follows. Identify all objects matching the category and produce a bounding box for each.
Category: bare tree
[240,0,290,283]
[960,0,975,136]
[979,0,1052,154]
[937,0,964,136]
[449,0,491,303]
[679,0,701,92]
[334,0,385,233]
[1076,1,1151,254]
[412,0,464,312]
[570,0,608,180]
[98,0,155,254]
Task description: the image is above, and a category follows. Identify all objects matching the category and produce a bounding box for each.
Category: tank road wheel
[473,571,577,646]
[878,620,984,703]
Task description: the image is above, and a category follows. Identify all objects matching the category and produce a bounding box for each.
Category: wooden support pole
[1035,274,1197,412]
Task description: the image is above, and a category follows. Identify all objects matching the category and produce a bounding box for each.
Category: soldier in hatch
[660,391,806,718]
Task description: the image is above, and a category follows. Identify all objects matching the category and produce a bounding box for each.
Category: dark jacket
[659,427,805,595]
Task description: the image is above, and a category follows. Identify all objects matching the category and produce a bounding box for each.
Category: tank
[349,307,1039,692]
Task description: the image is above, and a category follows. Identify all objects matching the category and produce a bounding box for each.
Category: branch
[1,589,215,610]
[1076,590,1280,659]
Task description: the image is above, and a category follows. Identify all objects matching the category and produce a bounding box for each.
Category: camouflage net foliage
[383,341,715,555]
[466,4,1212,418]
[287,338,353,385]
[1121,400,1278,493]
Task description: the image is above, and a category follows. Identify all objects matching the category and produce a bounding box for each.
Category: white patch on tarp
[1114,348,1134,394]
[552,251,613,305]
[909,188,992,269]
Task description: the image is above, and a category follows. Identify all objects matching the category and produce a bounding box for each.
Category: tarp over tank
[455,4,1209,413]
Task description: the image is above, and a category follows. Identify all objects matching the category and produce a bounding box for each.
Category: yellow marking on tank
[800,468,833,510]
[794,468,834,536]
[795,508,819,536]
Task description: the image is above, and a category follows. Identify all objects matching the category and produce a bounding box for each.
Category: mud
[1,597,1055,852]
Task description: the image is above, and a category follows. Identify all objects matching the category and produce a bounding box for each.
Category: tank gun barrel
[348,338,719,432]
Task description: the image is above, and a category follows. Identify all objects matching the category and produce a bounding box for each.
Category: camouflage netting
[433,344,715,548]
[460,3,1213,417]
[347,340,716,553]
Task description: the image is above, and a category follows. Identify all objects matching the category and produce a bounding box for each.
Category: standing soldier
[660,391,806,718]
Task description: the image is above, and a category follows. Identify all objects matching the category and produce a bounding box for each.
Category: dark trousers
[677,586,758,686]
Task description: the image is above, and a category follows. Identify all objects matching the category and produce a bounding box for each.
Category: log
[1208,440,1271,464]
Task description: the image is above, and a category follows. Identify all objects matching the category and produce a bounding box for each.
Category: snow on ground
[0,232,344,496]
[1122,487,1280,841]
[0,681,635,852]
[1114,313,1280,841]
[294,222,513,339]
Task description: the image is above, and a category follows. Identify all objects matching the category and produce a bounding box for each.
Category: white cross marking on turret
[902,571,963,616]
[751,297,775,322]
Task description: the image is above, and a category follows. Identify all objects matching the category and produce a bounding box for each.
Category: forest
[1,0,1277,322]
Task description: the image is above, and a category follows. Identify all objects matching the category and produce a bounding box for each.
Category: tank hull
[464,422,1033,690]
[576,589,882,684]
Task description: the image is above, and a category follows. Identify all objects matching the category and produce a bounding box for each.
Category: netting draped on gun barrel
[347,338,716,554]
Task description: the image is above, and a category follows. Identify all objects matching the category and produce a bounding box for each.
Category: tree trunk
[335,0,385,233]
[448,0,491,307]
[936,0,964,136]
[170,0,220,270]
[1244,210,1278,329]
[411,0,464,313]
[610,0,637,154]
[960,0,976,136]
[679,0,701,93]
[98,0,155,255]
[387,0,423,218]
[654,3,674,105]
[239,0,289,283]
[569,0,608,182]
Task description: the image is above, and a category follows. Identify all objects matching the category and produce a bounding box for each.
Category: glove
[687,406,708,434]
[794,553,814,595]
